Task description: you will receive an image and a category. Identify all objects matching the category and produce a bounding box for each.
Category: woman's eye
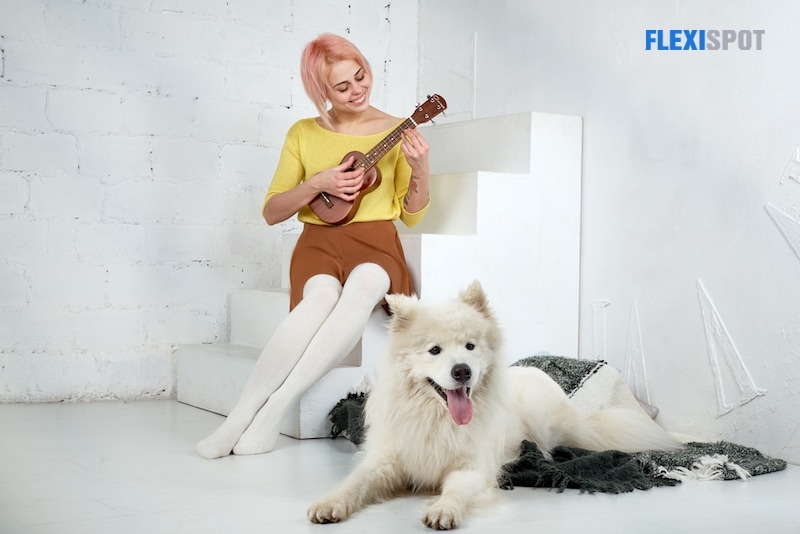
[466,343,475,351]
[429,346,441,355]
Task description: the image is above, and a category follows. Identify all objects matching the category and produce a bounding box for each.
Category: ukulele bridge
[319,192,334,208]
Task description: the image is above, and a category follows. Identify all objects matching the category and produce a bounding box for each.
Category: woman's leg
[232,263,390,455]
[195,274,343,459]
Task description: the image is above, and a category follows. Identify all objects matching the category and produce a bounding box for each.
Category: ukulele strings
[355,117,416,170]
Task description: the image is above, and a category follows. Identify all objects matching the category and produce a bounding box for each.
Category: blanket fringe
[657,454,751,481]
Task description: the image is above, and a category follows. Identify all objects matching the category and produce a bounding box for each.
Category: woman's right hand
[311,156,366,202]
[263,156,366,226]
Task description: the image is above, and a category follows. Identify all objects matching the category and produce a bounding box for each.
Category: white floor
[2,401,799,534]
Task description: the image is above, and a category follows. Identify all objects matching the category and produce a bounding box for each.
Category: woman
[196,33,430,458]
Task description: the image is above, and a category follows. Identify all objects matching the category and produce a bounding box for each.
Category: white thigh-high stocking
[232,263,391,455]
[195,275,343,459]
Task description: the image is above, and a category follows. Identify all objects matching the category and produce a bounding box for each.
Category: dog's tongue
[445,387,473,425]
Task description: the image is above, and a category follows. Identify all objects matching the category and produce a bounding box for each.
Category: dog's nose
[451,363,472,384]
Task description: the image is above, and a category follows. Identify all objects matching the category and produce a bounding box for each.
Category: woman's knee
[302,274,343,308]
[347,263,390,296]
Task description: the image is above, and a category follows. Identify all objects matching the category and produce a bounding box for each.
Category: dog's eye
[429,346,441,355]
[466,343,475,351]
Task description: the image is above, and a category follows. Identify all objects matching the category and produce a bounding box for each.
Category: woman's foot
[232,405,282,455]
[195,419,246,459]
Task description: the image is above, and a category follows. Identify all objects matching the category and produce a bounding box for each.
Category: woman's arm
[400,128,430,213]
[263,155,366,225]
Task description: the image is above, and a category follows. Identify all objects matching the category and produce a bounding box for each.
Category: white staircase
[176,111,583,439]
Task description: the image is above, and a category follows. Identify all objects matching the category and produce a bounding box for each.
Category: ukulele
[308,94,447,225]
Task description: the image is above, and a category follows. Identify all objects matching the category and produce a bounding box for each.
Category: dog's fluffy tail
[565,407,683,453]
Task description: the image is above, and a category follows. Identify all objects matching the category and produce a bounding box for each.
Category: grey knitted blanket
[328,356,787,493]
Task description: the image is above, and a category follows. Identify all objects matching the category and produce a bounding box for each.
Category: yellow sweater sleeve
[264,118,430,227]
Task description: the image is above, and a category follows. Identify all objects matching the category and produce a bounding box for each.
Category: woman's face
[326,59,371,117]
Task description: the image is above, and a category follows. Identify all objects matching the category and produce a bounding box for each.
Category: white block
[44,2,119,48]
[1,219,47,262]
[75,223,147,264]
[423,111,582,176]
[154,1,228,17]
[2,133,77,173]
[73,48,160,92]
[0,86,46,130]
[156,57,226,100]
[28,264,106,306]
[403,172,478,236]
[73,308,147,350]
[173,181,235,222]
[195,19,265,62]
[229,288,290,347]
[147,303,222,346]
[2,42,78,87]
[29,174,103,219]
[103,180,174,221]
[229,287,363,367]
[401,172,581,359]
[226,63,292,106]
[106,264,241,306]
[214,222,279,266]
[79,136,153,180]
[220,143,278,183]
[228,0,293,30]
[424,113,538,174]
[145,224,217,263]
[121,94,195,137]
[176,343,260,417]
[0,0,45,38]
[151,138,220,182]
[195,100,261,144]
[120,10,195,56]
[0,172,29,215]
[0,263,27,303]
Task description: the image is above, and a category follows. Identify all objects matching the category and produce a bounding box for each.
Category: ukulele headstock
[410,94,447,126]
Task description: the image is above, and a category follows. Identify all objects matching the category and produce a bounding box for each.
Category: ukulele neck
[355,117,417,171]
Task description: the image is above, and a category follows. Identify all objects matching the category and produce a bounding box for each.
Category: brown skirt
[289,220,413,310]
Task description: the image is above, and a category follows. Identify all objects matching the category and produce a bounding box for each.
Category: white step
[229,287,360,366]
[230,288,289,347]
[399,170,581,360]
[177,306,390,439]
[423,111,580,175]
[176,343,260,418]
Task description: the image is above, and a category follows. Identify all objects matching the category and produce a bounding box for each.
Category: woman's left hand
[401,128,430,178]
[400,128,430,212]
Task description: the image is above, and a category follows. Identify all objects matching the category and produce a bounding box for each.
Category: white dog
[308,281,681,529]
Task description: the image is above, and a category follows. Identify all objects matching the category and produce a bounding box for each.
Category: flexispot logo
[645,29,765,50]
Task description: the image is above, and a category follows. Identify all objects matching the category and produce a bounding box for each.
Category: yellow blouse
[264,118,429,226]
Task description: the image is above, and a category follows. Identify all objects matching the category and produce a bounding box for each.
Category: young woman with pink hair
[196,33,431,458]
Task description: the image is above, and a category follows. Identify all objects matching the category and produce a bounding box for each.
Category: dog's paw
[308,498,352,524]
[422,502,462,530]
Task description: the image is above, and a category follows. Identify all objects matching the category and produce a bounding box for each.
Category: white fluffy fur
[308,281,682,530]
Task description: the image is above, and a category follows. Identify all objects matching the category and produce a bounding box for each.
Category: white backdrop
[420,0,800,463]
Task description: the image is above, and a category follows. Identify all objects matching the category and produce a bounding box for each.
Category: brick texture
[0,0,417,401]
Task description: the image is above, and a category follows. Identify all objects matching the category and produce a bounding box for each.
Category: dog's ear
[385,293,418,332]
[459,280,492,318]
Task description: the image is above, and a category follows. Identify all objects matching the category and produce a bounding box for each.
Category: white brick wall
[0,0,419,402]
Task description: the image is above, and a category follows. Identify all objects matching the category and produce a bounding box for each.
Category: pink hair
[300,33,372,127]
